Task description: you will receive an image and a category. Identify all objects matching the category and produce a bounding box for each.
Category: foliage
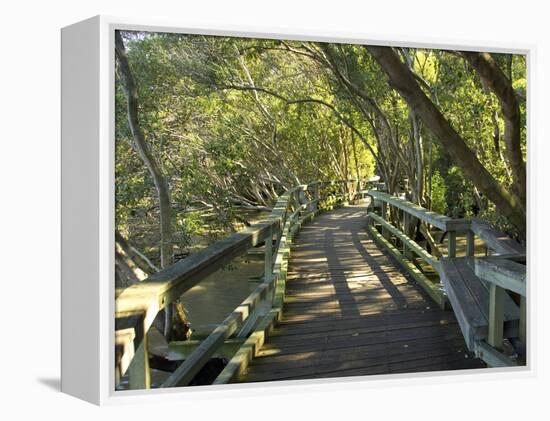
[430,171,447,215]
[114,31,526,273]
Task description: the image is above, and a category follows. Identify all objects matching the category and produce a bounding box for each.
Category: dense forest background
[114,31,526,290]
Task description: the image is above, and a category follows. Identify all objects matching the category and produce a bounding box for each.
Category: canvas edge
[61,15,102,405]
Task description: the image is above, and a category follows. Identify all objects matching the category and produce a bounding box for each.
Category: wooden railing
[365,190,526,367]
[461,218,525,366]
[365,190,470,308]
[116,184,525,388]
[474,254,526,366]
[115,180,360,390]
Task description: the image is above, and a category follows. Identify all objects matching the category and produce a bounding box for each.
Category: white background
[1,0,548,418]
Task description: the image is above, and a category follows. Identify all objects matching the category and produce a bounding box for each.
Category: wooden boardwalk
[239,204,485,383]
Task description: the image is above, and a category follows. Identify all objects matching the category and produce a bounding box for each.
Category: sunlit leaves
[115,31,527,260]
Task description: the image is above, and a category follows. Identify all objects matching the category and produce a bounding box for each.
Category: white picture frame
[61,15,534,406]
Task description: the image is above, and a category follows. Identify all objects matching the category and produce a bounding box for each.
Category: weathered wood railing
[365,190,470,308]
[365,190,526,367]
[474,254,526,366]
[115,180,358,390]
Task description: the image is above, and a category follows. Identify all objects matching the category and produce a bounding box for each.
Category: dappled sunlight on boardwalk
[239,204,485,382]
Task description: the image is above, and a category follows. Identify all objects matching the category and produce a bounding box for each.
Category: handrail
[364,191,456,308]
[366,189,466,265]
[115,187,300,318]
[471,218,524,255]
[367,212,439,269]
[115,179,357,389]
[475,256,526,296]
[367,190,471,231]
[161,197,302,388]
[474,254,526,366]
[366,189,526,368]
[213,202,318,384]
[366,190,525,258]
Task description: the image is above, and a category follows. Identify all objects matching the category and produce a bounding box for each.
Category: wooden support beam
[381,202,390,240]
[213,309,279,384]
[403,212,412,259]
[487,283,505,350]
[466,231,475,257]
[310,182,320,211]
[128,328,150,390]
[475,340,518,367]
[161,279,272,387]
[448,231,456,258]
[264,226,273,284]
[236,299,271,339]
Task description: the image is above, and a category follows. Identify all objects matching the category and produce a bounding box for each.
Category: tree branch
[367,45,525,238]
[460,51,526,209]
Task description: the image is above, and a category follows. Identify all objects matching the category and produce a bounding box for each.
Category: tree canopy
[114,31,527,290]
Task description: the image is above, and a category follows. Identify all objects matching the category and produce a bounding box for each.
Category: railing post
[381,201,390,240]
[293,190,302,214]
[466,230,475,257]
[447,231,456,258]
[128,325,150,390]
[298,188,307,210]
[312,183,320,211]
[488,283,505,350]
[315,182,320,202]
[264,226,273,283]
[403,212,411,259]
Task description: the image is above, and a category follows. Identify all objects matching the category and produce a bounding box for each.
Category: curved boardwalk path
[239,204,485,383]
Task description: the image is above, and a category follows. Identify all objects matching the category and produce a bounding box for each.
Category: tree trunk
[115,245,147,282]
[115,230,158,275]
[410,108,424,205]
[367,46,526,239]
[427,134,433,210]
[351,131,362,189]
[115,250,140,287]
[461,51,526,210]
[115,31,175,338]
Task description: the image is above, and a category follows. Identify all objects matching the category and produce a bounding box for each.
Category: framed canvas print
[61,15,530,405]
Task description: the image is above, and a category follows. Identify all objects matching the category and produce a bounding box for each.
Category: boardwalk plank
[238,204,485,383]
[245,342,477,382]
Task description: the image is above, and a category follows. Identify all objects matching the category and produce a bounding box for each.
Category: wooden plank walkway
[239,204,485,383]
